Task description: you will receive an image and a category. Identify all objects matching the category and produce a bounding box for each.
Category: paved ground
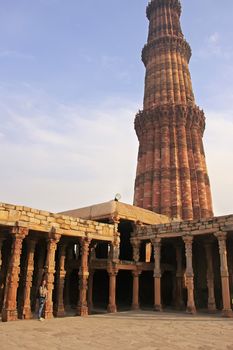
[0,311,233,350]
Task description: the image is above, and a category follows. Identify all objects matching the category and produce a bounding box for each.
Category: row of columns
[87,267,141,314]
[149,232,232,317]
[0,225,99,322]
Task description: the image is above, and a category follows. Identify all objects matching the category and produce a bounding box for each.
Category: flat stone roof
[60,200,171,225]
[135,214,233,239]
[0,202,114,241]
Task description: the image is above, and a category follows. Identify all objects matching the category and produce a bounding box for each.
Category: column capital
[182,234,193,244]
[109,215,120,225]
[79,236,92,246]
[153,271,162,278]
[130,238,141,247]
[47,228,61,244]
[151,237,161,247]
[107,265,118,276]
[214,231,227,241]
[132,270,141,277]
[12,225,29,239]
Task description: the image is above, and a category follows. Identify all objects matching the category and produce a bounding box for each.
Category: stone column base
[131,304,140,311]
[208,303,217,314]
[154,304,162,312]
[107,304,117,313]
[77,305,88,317]
[186,306,196,314]
[54,308,65,318]
[44,310,54,319]
[1,309,18,322]
[222,309,233,318]
[19,307,33,320]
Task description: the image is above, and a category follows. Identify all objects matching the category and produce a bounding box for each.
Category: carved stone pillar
[214,232,233,317]
[107,269,118,313]
[175,243,184,310]
[109,216,120,262]
[20,238,37,319]
[44,231,61,319]
[88,270,94,313]
[0,237,6,312]
[0,237,4,271]
[77,237,91,317]
[152,237,162,311]
[183,235,196,314]
[204,240,216,313]
[132,270,141,310]
[2,226,29,322]
[54,243,67,317]
[130,239,140,263]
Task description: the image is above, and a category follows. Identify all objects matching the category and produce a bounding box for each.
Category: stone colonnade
[0,224,114,322]
[130,232,232,317]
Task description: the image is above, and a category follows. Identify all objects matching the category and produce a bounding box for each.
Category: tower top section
[147,0,182,20]
[142,0,194,109]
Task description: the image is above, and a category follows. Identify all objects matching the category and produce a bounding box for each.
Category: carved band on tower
[133,0,213,220]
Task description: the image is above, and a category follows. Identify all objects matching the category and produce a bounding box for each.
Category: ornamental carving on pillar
[130,239,141,263]
[183,235,194,276]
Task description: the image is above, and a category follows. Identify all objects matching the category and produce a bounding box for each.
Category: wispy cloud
[204,110,233,215]
[0,50,35,60]
[196,32,233,60]
[0,84,138,212]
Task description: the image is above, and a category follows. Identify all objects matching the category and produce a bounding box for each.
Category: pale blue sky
[0,0,232,215]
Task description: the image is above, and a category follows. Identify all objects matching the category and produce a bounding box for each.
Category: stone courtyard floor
[0,310,233,350]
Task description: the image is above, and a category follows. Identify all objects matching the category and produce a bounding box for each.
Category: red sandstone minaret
[133,0,213,220]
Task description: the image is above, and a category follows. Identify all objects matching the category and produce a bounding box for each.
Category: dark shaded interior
[116,270,132,310]
[93,270,109,309]
[139,271,153,308]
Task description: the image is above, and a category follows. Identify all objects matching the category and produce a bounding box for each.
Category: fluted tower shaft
[133,0,213,220]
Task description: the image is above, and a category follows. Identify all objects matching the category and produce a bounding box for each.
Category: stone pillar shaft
[183,235,196,314]
[77,237,91,317]
[44,233,60,319]
[0,237,5,312]
[54,244,67,317]
[131,239,140,263]
[152,238,162,311]
[2,226,28,322]
[132,271,141,310]
[107,270,118,313]
[215,232,233,317]
[20,239,37,319]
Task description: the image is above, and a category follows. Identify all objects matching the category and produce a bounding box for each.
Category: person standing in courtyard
[38,279,48,321]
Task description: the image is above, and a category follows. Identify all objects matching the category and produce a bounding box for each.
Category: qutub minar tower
[134,0,213,221]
